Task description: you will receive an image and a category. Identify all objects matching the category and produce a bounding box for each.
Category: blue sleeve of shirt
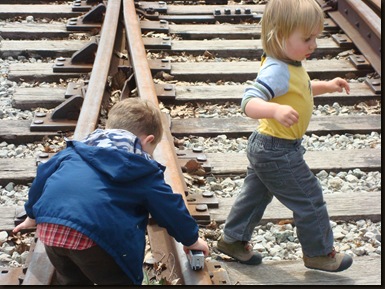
[145,171,199,246]
[24,150,69,218]
[241,59,290,113]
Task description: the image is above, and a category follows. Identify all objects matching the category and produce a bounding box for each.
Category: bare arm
[244,97,299,128]
[311,77,350,96]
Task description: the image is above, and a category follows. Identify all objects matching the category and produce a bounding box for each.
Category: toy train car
[187,250,205,270]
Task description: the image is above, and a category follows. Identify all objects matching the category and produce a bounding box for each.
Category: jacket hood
[67,129,161,182]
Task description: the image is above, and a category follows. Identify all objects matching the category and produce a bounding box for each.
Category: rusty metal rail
[123,0,216,284]
[73,0,121,140]
[320,0,381,76]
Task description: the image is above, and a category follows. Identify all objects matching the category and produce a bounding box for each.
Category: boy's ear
[141,134,155,145]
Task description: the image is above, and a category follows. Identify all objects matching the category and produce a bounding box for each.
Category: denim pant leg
[223,164,273,241]
[247,132,334,257]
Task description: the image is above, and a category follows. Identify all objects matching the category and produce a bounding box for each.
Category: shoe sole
[217,247,262,265]
[304,257,353,272]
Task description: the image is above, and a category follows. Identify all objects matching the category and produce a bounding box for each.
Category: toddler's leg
[254,146,334,257]
[223,165,272,241]
[216,164,272,265]
[252,144,352,271]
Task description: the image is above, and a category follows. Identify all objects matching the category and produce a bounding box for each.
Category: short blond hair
[261,0,324,61]
[106,97,163,144]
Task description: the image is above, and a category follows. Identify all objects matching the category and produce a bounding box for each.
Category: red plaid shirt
[37,223,96,250]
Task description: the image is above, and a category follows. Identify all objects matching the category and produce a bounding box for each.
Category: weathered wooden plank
[166,4,265,15]
[0,3,263,17]
[0,23,70,40]
[202,149,381,174]
[7,58,373,83]
[172,82,379,105]
[12,82,379,111]
[12,87,67,110]
[1,38,346,59]
[0,4,80,18]
[169,23,262,40]
[0,0,62,3]
[0,158,38,186]
[0,206,24,231]
[0,114,380,145]
[151,38,349,58]
[0,40,88,58]
[209,191,381,224]
[0,21,256,42]
[1,21,260,41]
[0,147,380,186]
[8,63,85,82]
[0,20,334,41]
[219,255,380,285]
[169,59,373,82]
[0,120,59,145]
[171,115,381,137]
[169,18,338,40]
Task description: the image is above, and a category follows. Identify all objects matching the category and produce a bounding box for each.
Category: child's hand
[274,105,299,127]
[329,77,350,94]
[13,217,36,233]
[183,238,210,256]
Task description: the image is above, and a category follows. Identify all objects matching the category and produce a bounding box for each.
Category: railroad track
[0,0,381,285]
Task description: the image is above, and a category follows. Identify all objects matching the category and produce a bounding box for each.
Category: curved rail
[73,0,121,140]
[321,0,381,75]
[123,0,213,285]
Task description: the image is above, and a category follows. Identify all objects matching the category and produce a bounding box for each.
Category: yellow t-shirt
[241,56,313,140]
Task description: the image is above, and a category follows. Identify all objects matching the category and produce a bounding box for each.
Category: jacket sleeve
[145,171,199,247]
[24,151,67,218]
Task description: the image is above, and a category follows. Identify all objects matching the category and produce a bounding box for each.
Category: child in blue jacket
[14,97,209,285]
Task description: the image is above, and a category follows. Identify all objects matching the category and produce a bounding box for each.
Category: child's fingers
[337,78,350,94]
[13,224,22,233]
[341,82,350,94]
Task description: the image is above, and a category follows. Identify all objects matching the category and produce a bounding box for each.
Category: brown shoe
[216,235,262,265]
[303,248,353,272]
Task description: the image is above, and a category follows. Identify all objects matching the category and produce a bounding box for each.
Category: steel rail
[22,0,122,285]
[363,0,381,17]
[122,0,213,285]
[325,0,381,75]
[73,0,121,140]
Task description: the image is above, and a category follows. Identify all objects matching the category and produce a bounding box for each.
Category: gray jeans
[223,131,334,257]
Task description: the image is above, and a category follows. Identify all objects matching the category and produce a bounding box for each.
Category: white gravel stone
[0,231,8,245]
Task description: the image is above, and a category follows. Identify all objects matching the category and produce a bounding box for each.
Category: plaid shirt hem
[37,223,96,250]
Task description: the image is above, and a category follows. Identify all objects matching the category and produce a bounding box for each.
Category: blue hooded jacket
[24,129,199,284]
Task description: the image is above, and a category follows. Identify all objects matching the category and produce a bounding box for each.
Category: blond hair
[106,97,163,144]
[261,0,324,61]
